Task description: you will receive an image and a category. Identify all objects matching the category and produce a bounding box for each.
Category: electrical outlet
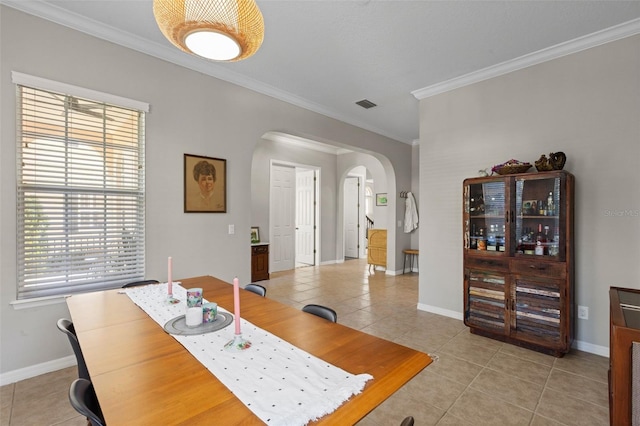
[578,305,589,320]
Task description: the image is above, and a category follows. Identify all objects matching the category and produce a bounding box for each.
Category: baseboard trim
[0,355,76,386]
[417,303,464,320]
[417,303,609,357]
[572,339,609,358]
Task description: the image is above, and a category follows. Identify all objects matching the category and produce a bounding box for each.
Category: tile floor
[0,258,610,425]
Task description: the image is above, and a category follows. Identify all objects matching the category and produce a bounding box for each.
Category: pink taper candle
[167,257,173,295]
[233,277,241,334]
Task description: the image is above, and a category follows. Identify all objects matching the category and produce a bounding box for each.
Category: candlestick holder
[224,333,251,351]
[165,294,180,305]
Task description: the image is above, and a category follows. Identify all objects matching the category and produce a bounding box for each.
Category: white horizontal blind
[16,85,146,298]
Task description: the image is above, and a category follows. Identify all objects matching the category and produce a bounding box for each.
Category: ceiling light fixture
[153,0,264,62]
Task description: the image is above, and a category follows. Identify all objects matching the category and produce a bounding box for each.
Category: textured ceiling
[4,1,640,143]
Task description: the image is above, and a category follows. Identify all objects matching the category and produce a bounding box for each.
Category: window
[14,73,148,299]
[365,185,373,217]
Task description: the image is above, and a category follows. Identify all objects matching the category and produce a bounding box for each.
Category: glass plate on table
[163,312,233,335]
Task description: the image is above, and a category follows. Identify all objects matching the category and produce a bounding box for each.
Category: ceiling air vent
[355,99,377,109]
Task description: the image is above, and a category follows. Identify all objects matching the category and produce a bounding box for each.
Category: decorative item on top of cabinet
[491,159,532,175]
[367,229,387,272]
[463,170,574,356]
[251,226,260,243]
[535,152,567,172]
[251,243,269,282]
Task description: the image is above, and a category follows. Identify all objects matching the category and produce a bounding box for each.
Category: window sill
[10,295,69,310]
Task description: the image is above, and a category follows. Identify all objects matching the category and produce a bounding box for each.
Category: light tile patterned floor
[0,258,609,425]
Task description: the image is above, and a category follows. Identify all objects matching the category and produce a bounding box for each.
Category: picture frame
[251,227,260,243]
[522,199,537,215]
[376,193,388,206]
[184,154,227,213]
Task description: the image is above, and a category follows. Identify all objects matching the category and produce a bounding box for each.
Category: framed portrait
[376,193,388,206]
[184,154,227,213]
[251,227,260,243]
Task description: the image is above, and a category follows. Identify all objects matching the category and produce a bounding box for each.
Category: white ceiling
[4,1,640,144]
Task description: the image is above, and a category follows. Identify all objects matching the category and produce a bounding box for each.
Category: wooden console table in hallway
[367,228,387,271]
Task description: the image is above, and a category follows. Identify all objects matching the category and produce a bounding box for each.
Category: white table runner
[125,282,372,426]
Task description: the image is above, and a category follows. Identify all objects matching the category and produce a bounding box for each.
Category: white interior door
[295,169,315,266]
[344,177,359,258]
[270,165,295,272]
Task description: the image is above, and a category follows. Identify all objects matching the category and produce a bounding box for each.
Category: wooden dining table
[66,275,432,425]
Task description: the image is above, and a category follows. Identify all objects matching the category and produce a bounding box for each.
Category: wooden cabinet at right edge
[609,287,640,425]
[463,171,574,356]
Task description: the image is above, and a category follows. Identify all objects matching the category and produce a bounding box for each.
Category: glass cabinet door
[514,174,564,260]
[464,179,507,254]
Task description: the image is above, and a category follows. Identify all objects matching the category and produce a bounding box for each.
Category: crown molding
[412,18,640,100]
[1,1,410,144]
[262,131,353,155]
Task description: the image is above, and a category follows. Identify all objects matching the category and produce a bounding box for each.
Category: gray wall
[410,143,420,250]
[418,34,640,352]
[0,7,411,377]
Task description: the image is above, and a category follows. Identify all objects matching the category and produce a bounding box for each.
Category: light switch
[228,224,235,235]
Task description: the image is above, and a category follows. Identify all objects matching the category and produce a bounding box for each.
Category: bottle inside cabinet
[534,224,546,255]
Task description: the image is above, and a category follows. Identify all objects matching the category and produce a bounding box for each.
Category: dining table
[66,275,432,425]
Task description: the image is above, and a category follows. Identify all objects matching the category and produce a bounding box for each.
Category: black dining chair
[122,279,159,288]
[56,319,90,381]
[244,283,267,297]
[69,378,105,426]
[400,416,415,426]
[302,304,337,323]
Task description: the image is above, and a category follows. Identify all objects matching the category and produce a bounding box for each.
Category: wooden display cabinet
[251,243,269,282]
[609,287,640,425]
[463,171,574,356]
